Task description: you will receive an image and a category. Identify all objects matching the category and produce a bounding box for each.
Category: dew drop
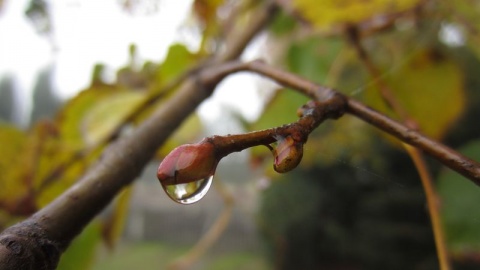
[161,175,213,204]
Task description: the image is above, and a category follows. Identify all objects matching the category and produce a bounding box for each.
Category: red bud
[157,139,218,185]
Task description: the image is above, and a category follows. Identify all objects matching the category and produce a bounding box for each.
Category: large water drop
[161,175,213,204]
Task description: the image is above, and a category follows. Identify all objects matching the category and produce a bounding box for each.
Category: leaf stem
[404,144,450,270]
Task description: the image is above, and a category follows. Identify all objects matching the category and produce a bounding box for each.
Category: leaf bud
[157,139,218,185]
[273,136,303,173]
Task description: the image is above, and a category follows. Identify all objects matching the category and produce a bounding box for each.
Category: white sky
[0,0,266,125]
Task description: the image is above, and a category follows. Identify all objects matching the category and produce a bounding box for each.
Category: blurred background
[1,0,480,269]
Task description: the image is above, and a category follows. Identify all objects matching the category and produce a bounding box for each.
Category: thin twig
[404,144,450,270]
[208,96,346,158]
[240,60,480,185]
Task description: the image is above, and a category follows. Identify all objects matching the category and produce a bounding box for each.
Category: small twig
[240,60,480,185]
[404,144,450,270]
[157,96,347,186]
[209,96,346,158]
[345,25,413,122]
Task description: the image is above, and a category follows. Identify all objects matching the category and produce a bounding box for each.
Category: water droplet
[161,175,213,204]
[157,140,219,204]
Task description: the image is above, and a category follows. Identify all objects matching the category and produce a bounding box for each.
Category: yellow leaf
[35,89,145,208]
[57,86,122,149]
[29,120,88,208]
[101,187,133,249]
[57,86,146,148]
[293,0,420,29]
[82,91,145,145]
[365,49,465,140]
[0,123,31,213]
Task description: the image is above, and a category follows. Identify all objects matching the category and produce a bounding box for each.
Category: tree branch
[241,60,480,185]
[0,1,277,269]
[2,2,479,269]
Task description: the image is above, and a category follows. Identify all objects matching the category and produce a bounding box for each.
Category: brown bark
[0,2,278,269]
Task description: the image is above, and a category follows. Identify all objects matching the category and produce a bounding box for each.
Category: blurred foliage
[91,241,269,270]
[25,0,51,34]
[291,0,421,30]
[2,0,480,269]
[254,0,480,269]
[438,141,480,257]
[258,142,438,269]
[365,48,465,140]
[287,37,345,84]
[447,0,480,59]
[0,40,205,268]
[102,187,133,250]
[152,44,201,93]
[57,221,102,270]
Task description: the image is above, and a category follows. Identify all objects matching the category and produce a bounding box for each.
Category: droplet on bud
[163,175,213,204]
[272,135,303,173]
[157,139,218,204]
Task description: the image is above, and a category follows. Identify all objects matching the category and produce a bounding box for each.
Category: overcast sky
[0,0,268,126]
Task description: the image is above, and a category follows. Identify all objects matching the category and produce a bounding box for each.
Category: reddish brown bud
[157,139,218,185]
[273,136,303,173]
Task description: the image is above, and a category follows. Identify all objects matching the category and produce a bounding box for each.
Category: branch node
[0,221,61,270]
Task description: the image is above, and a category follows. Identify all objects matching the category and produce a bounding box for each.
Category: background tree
[1,0,480,269]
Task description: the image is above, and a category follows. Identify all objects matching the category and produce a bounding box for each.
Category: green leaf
[287,37,344,83]
[251,89,309,131]
[57,221,101,270]
[269,10,297,36]
[102,187,133,249]
[57,86,123,149]
[365,48,465,140]
[57,86,146,147]
[35,88,145,208]
[153,44,199,93]
[82,91,145,145]
[438,140,480,255]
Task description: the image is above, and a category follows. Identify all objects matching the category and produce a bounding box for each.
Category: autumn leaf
[0,124,31,214]
[365,48,465,140]
[292,0,421,29]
